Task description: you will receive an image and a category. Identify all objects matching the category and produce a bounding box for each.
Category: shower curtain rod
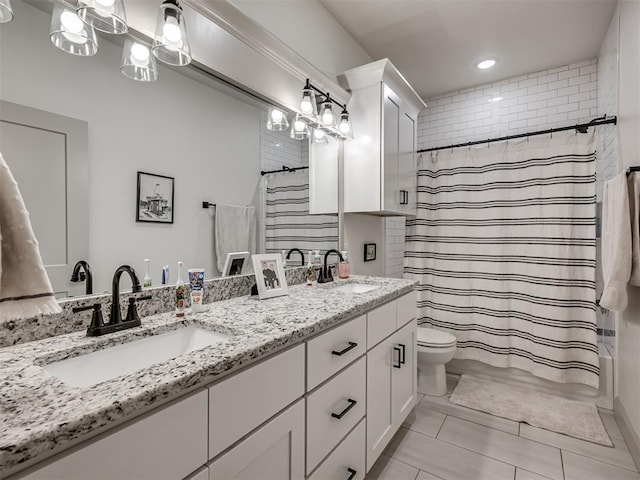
[260,165,309,176]
[417,115,617,154]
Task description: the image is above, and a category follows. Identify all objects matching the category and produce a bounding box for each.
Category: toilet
[417,326,457,396]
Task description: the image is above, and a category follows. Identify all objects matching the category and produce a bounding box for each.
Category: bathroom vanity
[0,276,417,480]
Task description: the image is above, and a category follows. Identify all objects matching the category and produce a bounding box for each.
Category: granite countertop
[0,275,415,474]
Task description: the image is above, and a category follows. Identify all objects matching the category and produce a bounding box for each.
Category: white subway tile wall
[597,7,619,350]
[385,217,406,278]
[417,59,599,151]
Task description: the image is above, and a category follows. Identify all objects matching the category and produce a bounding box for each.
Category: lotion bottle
[175,261,186,317]
[143,259,152,288]
[338,251,350,279]
[306,251,314,286]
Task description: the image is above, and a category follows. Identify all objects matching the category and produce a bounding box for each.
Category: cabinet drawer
[309,419,365,480]
[209,344,305,459]
[23,390,208,480]
[307,356,366,474]
[307,315,366,390]
[396,291,417,328]
[367,300,396,348]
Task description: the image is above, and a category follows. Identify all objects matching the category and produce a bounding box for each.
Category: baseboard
[614,397,640,471]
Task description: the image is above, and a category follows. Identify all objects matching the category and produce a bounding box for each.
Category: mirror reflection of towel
[215,204,256,274]
[0,153,61,321]
[628,172,640,286]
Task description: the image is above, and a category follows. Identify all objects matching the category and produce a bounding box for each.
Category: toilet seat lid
[417,327,456,347]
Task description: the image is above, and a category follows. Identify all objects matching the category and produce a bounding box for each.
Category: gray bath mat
[449,375,613,446]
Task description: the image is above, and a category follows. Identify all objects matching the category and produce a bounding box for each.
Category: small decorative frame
[364,243,377,262]
[251,253,289,299]
[136,171,174,224]
[222,251,251,276]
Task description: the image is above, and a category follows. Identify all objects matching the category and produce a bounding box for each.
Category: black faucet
[110,265,142,325]
[70,260,93,295]
[317,249,343,283]
[286,248,305,266]
[72,265,150,336]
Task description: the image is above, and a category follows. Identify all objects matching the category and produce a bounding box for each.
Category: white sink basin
[43,326,230,388]
[331,283,379,294]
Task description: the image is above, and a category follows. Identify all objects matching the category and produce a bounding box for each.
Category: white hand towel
[628,172,640,286]
[214,204,256,273]
[600,172,632,311]
[0,153,61,321]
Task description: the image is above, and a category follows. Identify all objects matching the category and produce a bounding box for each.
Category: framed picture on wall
[136,171,174,224]
[251,254,289,300]
[364,243,376,262]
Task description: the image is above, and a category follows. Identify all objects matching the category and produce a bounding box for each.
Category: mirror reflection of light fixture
[152,0,192,66]
[0,0,14,24]
[312,128,328,144]
[50,3,99,57]
[76,0,128,35]
[266,107,289,131]
[300,79,317,118]
[319,94,335,127]
[290,114,310,140]
[121,39,158,82]
[338,108,353,138]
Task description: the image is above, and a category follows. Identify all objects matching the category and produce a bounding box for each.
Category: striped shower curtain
[405,132,599,387]
[264,170,338,257]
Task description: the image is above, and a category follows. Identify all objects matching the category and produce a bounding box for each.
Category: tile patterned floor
[367,378,640,480]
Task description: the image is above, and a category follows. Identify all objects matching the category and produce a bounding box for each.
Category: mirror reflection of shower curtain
[405,131,599,388]
[263,170,338,258]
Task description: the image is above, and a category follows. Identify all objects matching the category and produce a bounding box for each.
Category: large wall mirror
[0,0,338,298]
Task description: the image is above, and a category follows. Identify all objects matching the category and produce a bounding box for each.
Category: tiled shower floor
[367,376,638,480]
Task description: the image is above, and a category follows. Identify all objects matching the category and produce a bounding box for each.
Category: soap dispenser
[306,251,314,286]
[338,251,350,279]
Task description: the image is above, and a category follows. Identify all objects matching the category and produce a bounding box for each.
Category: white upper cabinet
[340,59,425,216]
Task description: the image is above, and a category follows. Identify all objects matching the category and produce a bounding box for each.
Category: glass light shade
[0,0,14,24]
[300,86,317,117]
[319,99,335,127]
[338,109,353,138]
[50,4,99,57]
[121,39,158,82]
[266,107,289,131]
[76,0,128,35]
[290,114,310,140]
[152,0,192,66]
[312,128,328,144]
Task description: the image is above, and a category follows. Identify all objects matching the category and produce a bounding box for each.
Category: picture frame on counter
[223,251,251,276]
[364,243,377,262]
[136,171,174,224]
[252,253,288,299]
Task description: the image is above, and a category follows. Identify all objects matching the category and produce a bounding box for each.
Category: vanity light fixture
[299,79,317,117]
[338,108,353,137]
[290,114,310,140]
[76,0,128,35]
[121,39,158,82]
[266,107,289,131]
[476,58,497,70]
[312,128,329,144]
[0,0,14,24]
[152,0,192,66]
[319,94,336,127]
[50,3,99,57]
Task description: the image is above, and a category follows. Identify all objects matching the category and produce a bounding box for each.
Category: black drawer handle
[331,398,357,419]
[399,343,406,365]
[347,467,357,480]
[332,341,358,356]
[393,346,402,368]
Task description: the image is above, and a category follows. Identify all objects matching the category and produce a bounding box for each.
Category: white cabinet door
[398,111,416,215]
[366,337,394,472]
[392,319,418,426]
[23,390,208,480]
[209,400,305,480]
[382,84,401,213]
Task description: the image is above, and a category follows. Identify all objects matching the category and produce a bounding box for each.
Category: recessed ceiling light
[477,59,497,70]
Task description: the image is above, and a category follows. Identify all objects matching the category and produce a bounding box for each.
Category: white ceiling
[320,0,617,100]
